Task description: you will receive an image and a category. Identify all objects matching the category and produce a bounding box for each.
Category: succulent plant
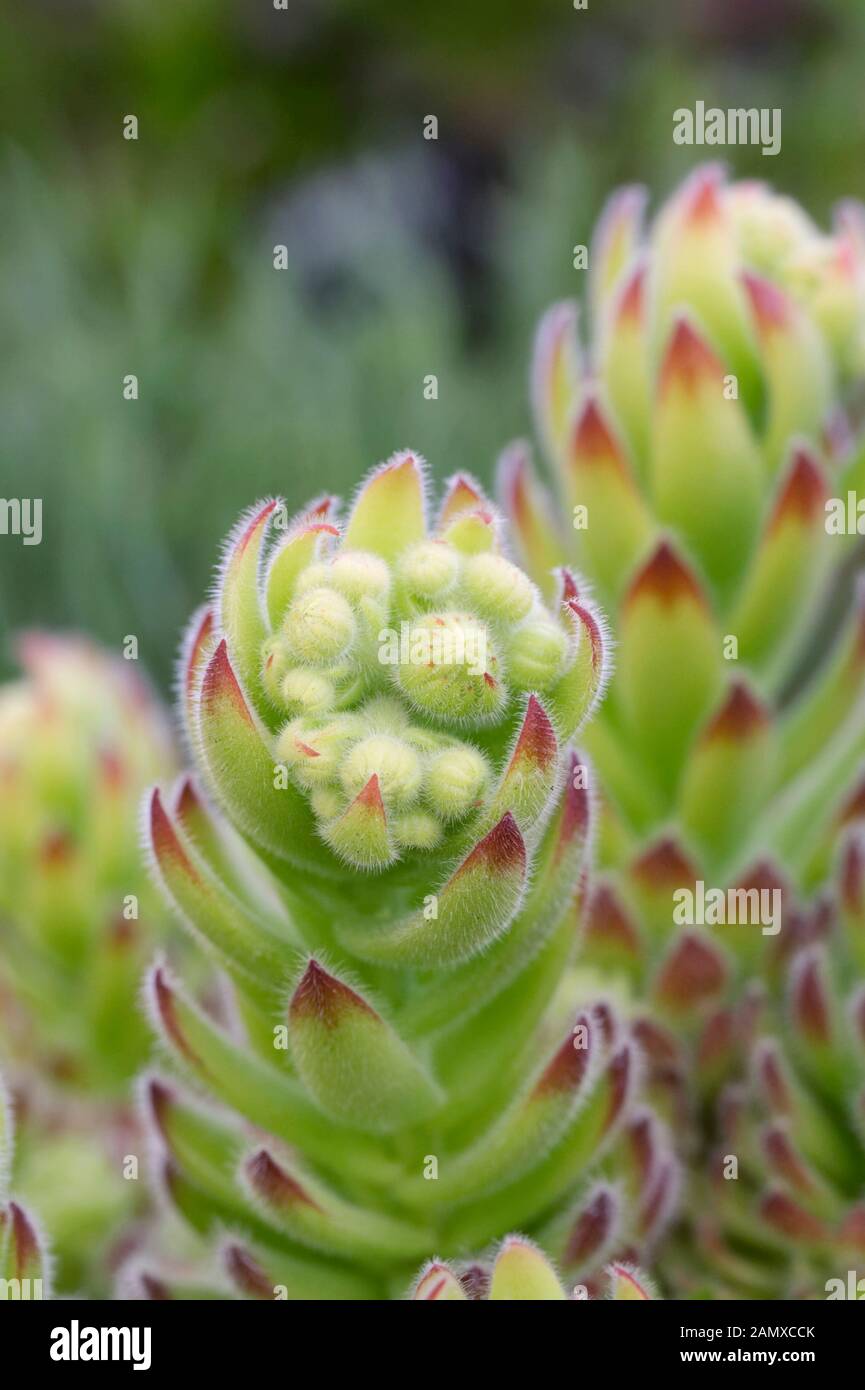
[410,1235,656,1301]
[499,164,865,1296]
[0,633,175,1291]
[140,453,677,1298]
[0,633,175,1089]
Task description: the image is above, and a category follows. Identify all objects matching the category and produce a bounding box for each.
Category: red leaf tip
[661,317,724,396]
[656,932,727,1011]
[202,639,255,727]
[290,959,375,1027]
[770,447,826,531]
[742,270,790,333]
[627,540,705,608]
[704,682,769,742]
[246,1149,319,1211]
[468,811,526,876]
[572,396,624,468]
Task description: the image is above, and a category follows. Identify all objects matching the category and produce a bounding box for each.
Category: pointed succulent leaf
[617,540,721,800]
[652,316,764,604]
[242,1147,434,1263]
[607,1262,655,1300]
[343,452,426,559]
[288,960,443,1132]
[731,446,830,685]
[411,1260,470,1300]
[216,500,280,719]
[265,509,339,631]
[649,164,762,411]
[0,1201,50,1297]
[496,442,568,598]
[146,788,294,986]
[532,301,584,474]
[198,641,337,873]
[339,813,527,968]
[488,1236,567,1300]
[145,964,395,1186]
[590,184,647,324]
[562,395,654,602]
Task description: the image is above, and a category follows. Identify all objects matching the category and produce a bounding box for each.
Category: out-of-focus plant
[501,164,865,1297]
[0,633,175,1292]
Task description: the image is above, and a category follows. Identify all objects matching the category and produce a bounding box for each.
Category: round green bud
[394,612,505,724]
[340,733,422,807]
[505,617,568,690]
[294,561,331,594]
[283,587,356,665]
[281,668,335,714]
[404,725,446,753]
[728,185,819,279]
[330,550,391,601]
[398,541,460,598]
[393,811,443,851]
[462,552,535,622]
[361,696,410,734]
[426,745,489,820]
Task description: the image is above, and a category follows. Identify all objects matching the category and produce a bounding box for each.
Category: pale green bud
[398,540,460,598]
[395,612,505,724]
[426,745,489,820]
[393,811,443,850]
[330,550,391,601]
[340,734,422,807]
[281,668,336,714]
[462,552,535,622]
[294,560,331,594]
[283,587,356,664]
[505,615,569,690]
[360,696,410,733]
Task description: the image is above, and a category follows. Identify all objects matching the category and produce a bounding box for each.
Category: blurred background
[2,0,864,690]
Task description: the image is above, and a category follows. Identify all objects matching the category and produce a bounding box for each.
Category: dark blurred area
[1,0,864,686]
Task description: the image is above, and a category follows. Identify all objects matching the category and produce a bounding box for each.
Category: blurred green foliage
[1,0,865,688]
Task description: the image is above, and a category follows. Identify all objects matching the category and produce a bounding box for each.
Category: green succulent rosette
[138,452,679,1298]
[500,165,865,1296]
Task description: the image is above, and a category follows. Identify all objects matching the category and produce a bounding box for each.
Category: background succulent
[500,164,865,1297]
[0,633,175,1291]
[138,452,678,1299]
